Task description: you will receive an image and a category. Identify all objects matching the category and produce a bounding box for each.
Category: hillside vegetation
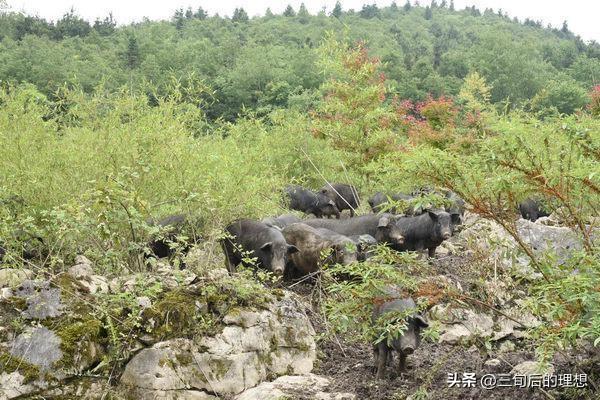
[0,2,599,122]
[0,2,598,399]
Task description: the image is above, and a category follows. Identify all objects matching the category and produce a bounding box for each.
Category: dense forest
[0,1,599,122]
[0,2,599,400]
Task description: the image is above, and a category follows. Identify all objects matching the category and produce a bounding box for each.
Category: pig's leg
[376,342,388,379]
[398,351,409,373]
[428,246,436,258]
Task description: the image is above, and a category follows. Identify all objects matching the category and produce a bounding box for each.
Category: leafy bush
[530,78,589,116]
[0,83,358,272]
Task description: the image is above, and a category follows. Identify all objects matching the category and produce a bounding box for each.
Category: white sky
[5,0,600,42]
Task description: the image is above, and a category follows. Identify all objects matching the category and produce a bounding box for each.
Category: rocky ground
[0,213,598,399]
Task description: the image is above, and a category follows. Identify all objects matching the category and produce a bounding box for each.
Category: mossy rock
[142,288,207,339]
[0,352,43,383]
[53,318,103,371]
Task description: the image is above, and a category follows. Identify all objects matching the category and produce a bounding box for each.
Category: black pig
[221,219,298,276]
[284,185,340,218]
[146,214,201,261]
[373,289,428,379]
[347,234,378,261]
[519,198,549,222]
[393,210,453,257]
[320,183,360,217]
[368,192,414,214]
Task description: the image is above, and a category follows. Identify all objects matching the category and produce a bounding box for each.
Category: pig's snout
[272,264,285,276]
[402,346,415,355]
[442,231,451,240]
[392,233,405,244]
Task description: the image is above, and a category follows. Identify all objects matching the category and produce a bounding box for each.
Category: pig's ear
[287,244,299,254]
[377,215,390,227]
[260,242,273,252]
[415,314,429,328]
[427,210,439,220]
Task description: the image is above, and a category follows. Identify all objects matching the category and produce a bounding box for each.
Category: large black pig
[221,219,298,276]
[347,234,378,261]
[372,288,428,379]
[393,210,453,257]
[320,183,360,217]
[146,214,204,269]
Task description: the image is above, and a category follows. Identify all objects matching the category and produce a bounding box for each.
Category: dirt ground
[289,252,599,400]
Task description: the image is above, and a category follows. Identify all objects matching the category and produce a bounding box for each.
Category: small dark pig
[320,183,360,217]
[284,185,340,218]
[261,214,302,230]
[147,214,199,260]
[348,234,378,261]
[519,198,549,222]
[393,210,453,257]
[373,288,428,379]
[368,192,414,214]
[282,224,357,278]
[303,214,404,247]
[221,219,298,276]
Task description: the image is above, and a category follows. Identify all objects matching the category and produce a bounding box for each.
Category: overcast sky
[5,0,599,42]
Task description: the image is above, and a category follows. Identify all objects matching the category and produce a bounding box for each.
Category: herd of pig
[215,183,549,378]
[220,183,465,280]
[0,185,548,379]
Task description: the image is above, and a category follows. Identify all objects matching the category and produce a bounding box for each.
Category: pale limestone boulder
[120,293,316,397]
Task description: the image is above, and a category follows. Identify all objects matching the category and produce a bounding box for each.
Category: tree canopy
[0,3,597,121]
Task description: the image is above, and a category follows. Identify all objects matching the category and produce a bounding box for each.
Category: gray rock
[510,361,554,376]
[235,374,356,400]
[458,216,585,280]
[439,324,472,344]
[32,378,110,400]
[0,371,46,400]
[484,359,501,368]
[1,287,13,300]
[436,308,495,344]
[9,326,62,370]
[125,388,217,400]
[17,285,64,320]
[68,257,94,279]
[492,306,540,341]
[74,255,93,266]
[120,293,316,397]
[137,296,152,309]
